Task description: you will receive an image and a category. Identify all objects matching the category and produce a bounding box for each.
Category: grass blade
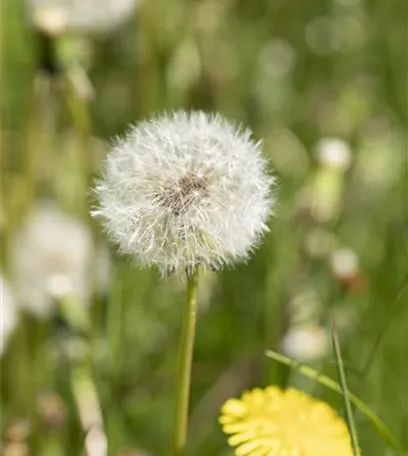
[330,318,360,456]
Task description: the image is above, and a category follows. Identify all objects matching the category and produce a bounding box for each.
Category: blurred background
[1,0,407,455]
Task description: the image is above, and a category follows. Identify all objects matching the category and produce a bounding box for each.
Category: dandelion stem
[64,66,94,218]
[173,268,199,456]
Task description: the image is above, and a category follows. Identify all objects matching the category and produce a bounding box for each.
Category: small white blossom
[281,323,329,362]
[316,138,352,171]
[1,274,18,356]
[10,203,108,319]
[330,247,359,279]
[29,0,142,35]
[93,111,274,275]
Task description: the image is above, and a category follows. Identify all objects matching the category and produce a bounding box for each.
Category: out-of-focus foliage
[1,0,407,455]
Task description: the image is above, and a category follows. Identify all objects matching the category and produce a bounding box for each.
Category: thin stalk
[330,319,361,456]
[63,67,103,336]
[59,295,90,335]
[172,268,199,456]
[105,265,123,456]
[70,362,107,456]
[59,295,106,456]
[64,66,94,218]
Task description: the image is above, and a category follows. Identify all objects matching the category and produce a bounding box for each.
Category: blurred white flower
[10,203,108,319]
[330,247,359,279]
[30,0,142,35]
[316,138,352,171]
[1,274,18,356]
[93,111,274,275]
[281,323,329,362]
[32,3,69,35]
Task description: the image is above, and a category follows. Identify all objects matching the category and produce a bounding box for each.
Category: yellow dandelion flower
[219,386,354,456]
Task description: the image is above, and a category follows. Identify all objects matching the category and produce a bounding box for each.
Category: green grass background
[1,0,407,455]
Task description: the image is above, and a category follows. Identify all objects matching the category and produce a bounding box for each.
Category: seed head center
[159,171,209,215]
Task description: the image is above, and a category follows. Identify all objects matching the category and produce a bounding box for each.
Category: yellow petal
[235,438,278,455]
[222,399,248,416]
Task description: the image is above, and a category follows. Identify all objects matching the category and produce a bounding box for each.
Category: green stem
[331,319,361,456]
[64,67,94,215]
[172,269,199,456]
[63,67,103,335]
[70,362,106,456]
[59,296,106,456]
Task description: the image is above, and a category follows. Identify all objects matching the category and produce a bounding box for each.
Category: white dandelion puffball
[93,111,274,275]
[10,203,109,319]
[29,0,141,35]
[1,274,18,356]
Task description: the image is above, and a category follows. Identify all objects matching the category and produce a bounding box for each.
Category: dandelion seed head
[10,203,109,318]
[220,387,353,456]
[29,0,142,35]
[93,111,274,275]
